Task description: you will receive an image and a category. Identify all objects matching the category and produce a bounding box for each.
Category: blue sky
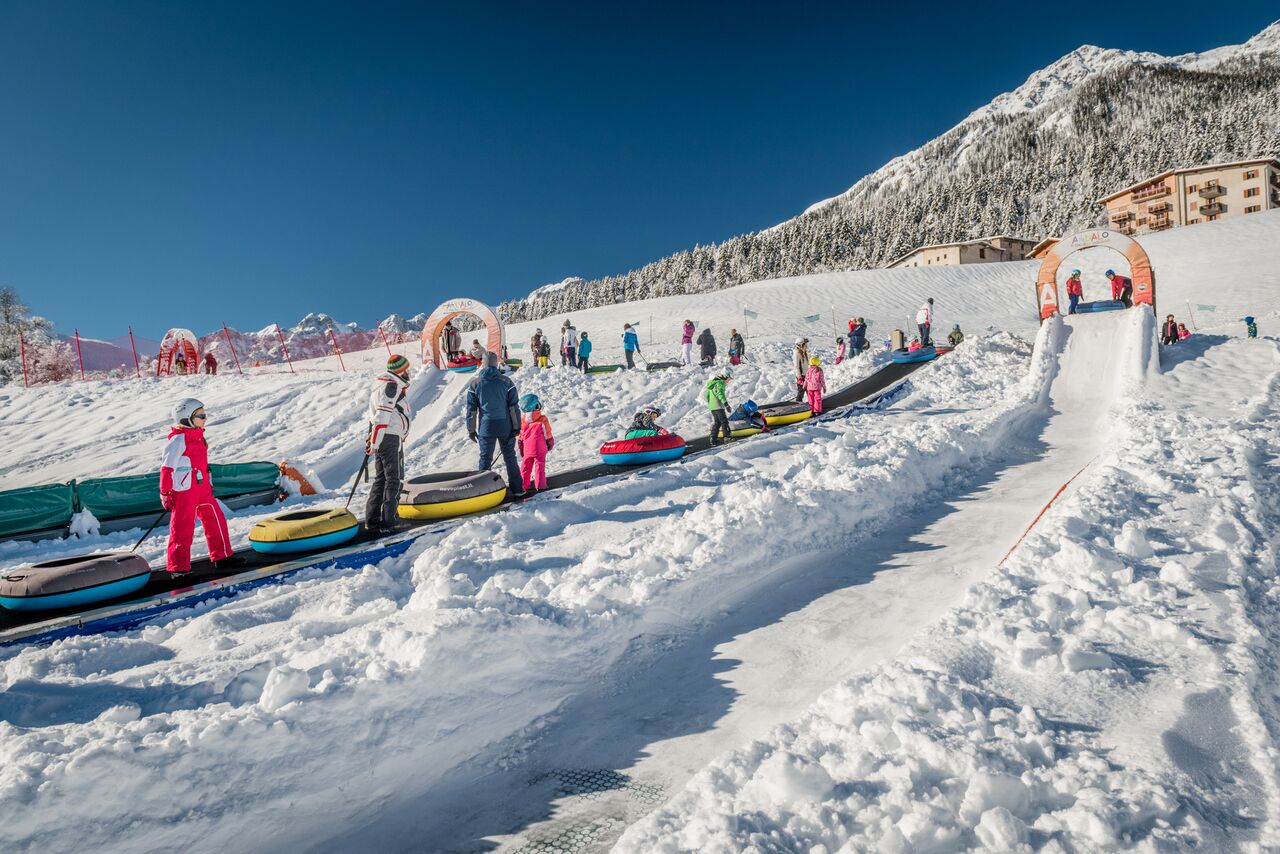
[1,1,1275,338]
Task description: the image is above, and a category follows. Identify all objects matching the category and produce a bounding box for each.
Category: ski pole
[131,510,169,552]
[346,452,371,509]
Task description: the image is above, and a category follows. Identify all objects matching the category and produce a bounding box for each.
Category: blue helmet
[741,399,759,415]
[1245,316,1255,324]
[518,393,541,412]
[1105,269,1115,277]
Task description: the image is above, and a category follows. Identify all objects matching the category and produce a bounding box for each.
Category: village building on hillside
[886,235,1038,269]
[1097,157,1280,236]
[1027,237,1059,260]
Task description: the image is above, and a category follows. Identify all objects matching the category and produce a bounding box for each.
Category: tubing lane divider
[997,458,1096,567]
[222,323,244,374]
[275,323,295,373]
[74,329,85,381]
[128,326,141,377]
[329,329,346,372]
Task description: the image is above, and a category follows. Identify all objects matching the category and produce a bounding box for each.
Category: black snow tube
[644,361,682,371]
[398,471,508,519]
[0,552,151,611]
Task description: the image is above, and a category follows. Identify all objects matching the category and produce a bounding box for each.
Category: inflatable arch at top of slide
[156,328,200,376]
[1035,229,1156,320]
[419,298,506,369]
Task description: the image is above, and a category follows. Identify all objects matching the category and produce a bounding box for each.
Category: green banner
[78,462,281,521]
[743,308,758,319]
[1196,304,1217,312]
[803,314,821,323]
[0,483,76,537]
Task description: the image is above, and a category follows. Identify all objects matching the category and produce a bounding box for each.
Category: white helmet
[717,366,733,379]
[173,398,205,426]
[795,337,805,345]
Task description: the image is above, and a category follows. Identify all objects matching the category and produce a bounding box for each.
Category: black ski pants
[365,433,403,528]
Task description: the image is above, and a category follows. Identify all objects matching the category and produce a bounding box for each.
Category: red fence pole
[328,329,346,371]
[274,323,295,373]
[19,333,29,388]
[377,323,392,356]
[222,324,244,374]
[73,329,86,381]
[127,326,141,378]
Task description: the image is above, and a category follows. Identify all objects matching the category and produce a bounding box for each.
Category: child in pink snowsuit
[804,358,827,414]
[517,395,553,492]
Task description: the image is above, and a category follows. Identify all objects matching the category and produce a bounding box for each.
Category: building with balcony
[886,235,1039,269]
[1096,157,1280,235]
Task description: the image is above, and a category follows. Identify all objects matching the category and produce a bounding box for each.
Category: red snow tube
[447,356,481,373]
[599,433,687,465]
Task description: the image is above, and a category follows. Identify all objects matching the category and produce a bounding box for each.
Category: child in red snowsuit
[161,399,234,574]
[517,394,554,492]
[804,357,827,414]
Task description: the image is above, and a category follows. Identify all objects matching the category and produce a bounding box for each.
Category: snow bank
[616,335,1280,852]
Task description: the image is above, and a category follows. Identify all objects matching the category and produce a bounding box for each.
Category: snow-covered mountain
[500,20,1280,323]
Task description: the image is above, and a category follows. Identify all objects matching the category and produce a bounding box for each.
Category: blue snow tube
[599,434,687,466]
[0,552,152,611]
[890,345,938,364]
[446,356,481,373]
[1075,299,1126,313]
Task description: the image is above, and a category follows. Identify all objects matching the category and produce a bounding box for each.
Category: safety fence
[16,324,424,387]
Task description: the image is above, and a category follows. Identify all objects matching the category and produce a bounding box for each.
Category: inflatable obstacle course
[398,471,507,520]
[248,508,359,554]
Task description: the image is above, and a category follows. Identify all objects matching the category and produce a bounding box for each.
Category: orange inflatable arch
[1035,229,1155,320]
[156,328,200,376]
[419,298,506,369]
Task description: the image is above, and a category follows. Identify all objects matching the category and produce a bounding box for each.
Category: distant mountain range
[498,20,1280,322]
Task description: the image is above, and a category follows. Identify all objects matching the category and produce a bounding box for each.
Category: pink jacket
[803,365,826,393]
[519,415,550,459]
[681,322,695,344]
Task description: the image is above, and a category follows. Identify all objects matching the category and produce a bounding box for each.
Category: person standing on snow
[1161,314,1179,345]
[174,352,188,375]
[697,328,717,365]
[203,352,218,375]
[530,329,544,365]
[792,337,809,401]
[847,318,867,354]
[1066,269,1084,314]
[1107,270,1133,307]
[578,331,593,373]
[161,398,239,574]
[365,354,414,534]
[517,393,553,493]
[948,324,965,347]
[466,351,524,497]
[441,320,459,361]
[728,329,745,365]
[1245,316,1258,339]
[916,298,934,346]
[804,356,827,414]
[705,367,733,446]
[680,320,695,366]
[622,323,640,369]
[561,320,578,368]
[834,336,847,364]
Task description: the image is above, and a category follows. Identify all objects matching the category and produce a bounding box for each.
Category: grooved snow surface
[0,213,1278,852]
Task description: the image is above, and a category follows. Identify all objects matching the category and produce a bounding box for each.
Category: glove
[468,430,478,443]
[517,439,524,457]
[160,492,174,511]
[365,437,374,456]
[547,437,555,452]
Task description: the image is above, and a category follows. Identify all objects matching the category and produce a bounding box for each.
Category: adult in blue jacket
[465,351,524,496]
[622,324,640,369]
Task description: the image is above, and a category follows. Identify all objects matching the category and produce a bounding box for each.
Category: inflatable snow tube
[586,364,623,374]
[504,359,524,370]
[0,552,151,611]
[890,345,938,364]
[645,361,682,372]
[398,471,507,520]
[447,356,481,373]
[599,433,687,466]
[248,508,359,554]
[759,402,813,427]
[728,420,764,438]
[1075,299,1126,314]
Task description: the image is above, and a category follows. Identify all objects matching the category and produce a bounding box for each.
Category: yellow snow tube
[729,423,763,438]
[248,508,360,554]
[398,471,508,520]
[761,402,813,427]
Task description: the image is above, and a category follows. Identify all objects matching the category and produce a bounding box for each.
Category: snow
[0,212,1279,851]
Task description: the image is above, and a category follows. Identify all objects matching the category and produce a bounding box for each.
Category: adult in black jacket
[1161,315,1179,345]
[696,328,717,365]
